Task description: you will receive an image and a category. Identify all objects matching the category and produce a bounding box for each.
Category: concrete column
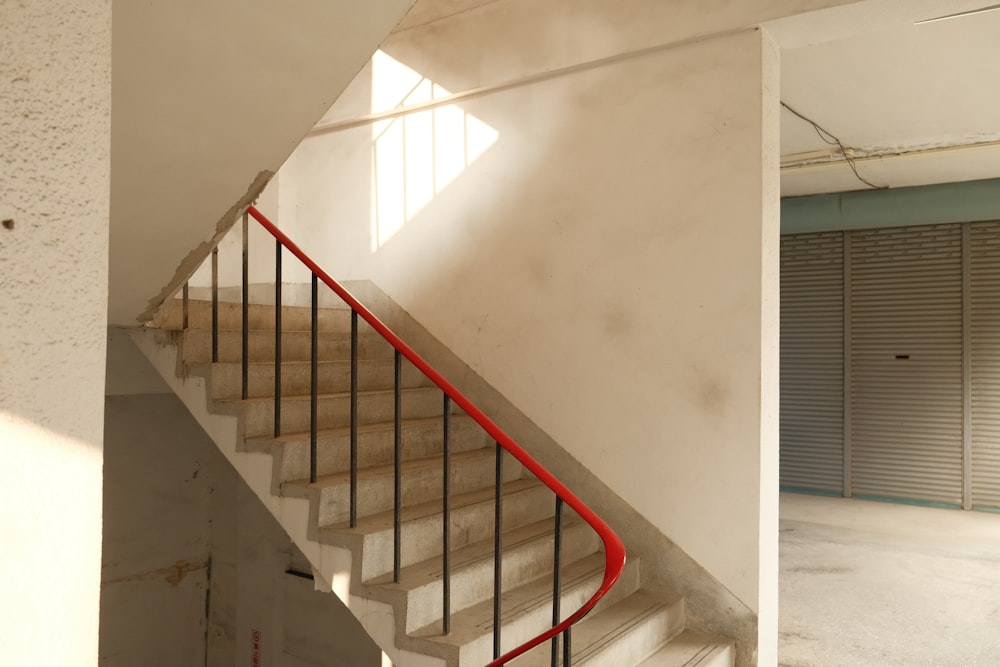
[0,2,111,665]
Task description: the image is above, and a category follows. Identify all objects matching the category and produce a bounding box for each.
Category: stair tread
[217,385,438,405]
[637,631,734,667]
[367,514,585,591]
[193,359,398,368]
[246,415,457,446]
[511,591,682,666]
[320,477,542,537]
[171,298,350,310]
[283,446,494,490]
[411,551,607,646]
[188,325,363,334]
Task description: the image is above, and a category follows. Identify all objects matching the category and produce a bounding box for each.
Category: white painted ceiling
[396,0,1000,198]
[770,0,1000,196]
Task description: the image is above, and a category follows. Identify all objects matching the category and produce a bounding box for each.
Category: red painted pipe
[246,205,626,665]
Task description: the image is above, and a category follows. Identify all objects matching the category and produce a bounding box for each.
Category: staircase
[131,210,735,666]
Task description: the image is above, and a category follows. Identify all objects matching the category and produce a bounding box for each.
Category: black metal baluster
[494,442,504,659]
[274,240,282,438]
[241,212,249,401]
[310,274,318,484]
[564,626,572,667]
[551,496,563,667]
[211,247,218,363]
[442,394,451,635]
[350,310,358,528]
[182,281,189,329]
[393,349,402,583]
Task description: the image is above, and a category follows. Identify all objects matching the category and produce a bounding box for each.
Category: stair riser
[458,558,643,666]
[572,604,684,667]
[157,300,360,333]
[311,453,525,526]
[507,594,684,667]
[207,359,430,399]
[359,483,555,581]
[234,387,454,437]
[182,329,392,364]
[269,418,493,482]
[403,522,601,633]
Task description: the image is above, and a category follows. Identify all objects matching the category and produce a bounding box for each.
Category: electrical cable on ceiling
[781,101,886,190]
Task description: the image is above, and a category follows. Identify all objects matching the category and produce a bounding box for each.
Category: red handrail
[246,205,626,664]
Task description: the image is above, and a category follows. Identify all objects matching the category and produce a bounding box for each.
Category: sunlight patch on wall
[370,50,499,252]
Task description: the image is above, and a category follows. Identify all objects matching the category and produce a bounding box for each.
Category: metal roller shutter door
[850,224,963,505]
[780,232,845,493]
[970,221,1000,509]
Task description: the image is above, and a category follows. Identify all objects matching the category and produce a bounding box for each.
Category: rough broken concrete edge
[137,170,274,324]
[341,279,758,667]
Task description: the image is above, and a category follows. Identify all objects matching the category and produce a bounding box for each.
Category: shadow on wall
[101,387,384,666]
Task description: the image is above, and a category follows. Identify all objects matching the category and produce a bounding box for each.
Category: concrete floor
[779,492,1000,667]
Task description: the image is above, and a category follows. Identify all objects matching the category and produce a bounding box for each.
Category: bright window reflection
[370,50,499,251]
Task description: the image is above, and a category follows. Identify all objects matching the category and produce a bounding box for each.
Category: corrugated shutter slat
[970,221,1000,509]
[780,232,844,492]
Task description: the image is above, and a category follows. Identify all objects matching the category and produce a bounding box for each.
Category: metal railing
[185,204,626,665]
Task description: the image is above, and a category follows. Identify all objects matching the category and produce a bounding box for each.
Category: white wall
[276,3,780,660]
[0,2,111,665]
[108,0,416,325]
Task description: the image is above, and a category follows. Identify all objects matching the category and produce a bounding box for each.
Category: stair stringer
[128,326,448,667]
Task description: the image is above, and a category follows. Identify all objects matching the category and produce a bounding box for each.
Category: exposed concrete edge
[340,280,758,667]
[137,171,273,325]
[125,325,446,667]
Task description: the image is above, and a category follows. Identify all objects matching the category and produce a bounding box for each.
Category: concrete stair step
[283,447,524,526]
[197,358,430,399]
[137,293,740,666]
[366,516,602,633]
[218,385,457,437]
[247,415,492,482]
[319,478,554,581]
[409,552,642,666]
[637,632,735,667]
[509,591,685,667]
[181,328,393,364]
[155,298,361,334]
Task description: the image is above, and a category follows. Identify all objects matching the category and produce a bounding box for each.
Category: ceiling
[394,0,1000,198]
[770,0,1000,196]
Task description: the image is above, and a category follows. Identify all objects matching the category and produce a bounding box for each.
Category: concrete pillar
[0,2,111,665]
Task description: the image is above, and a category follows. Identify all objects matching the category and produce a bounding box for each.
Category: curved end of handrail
[484,528,626,666]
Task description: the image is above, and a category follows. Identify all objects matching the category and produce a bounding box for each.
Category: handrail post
[442,394,451,635]
[310,274,318,484]
[241,211,249,400]
[211,247,218,363]
[182,281,189,330]
[350,310,359,528]
[393,349,402,583]
[274,239,282,438]
[551,496,563,667]
[494,441,504,659]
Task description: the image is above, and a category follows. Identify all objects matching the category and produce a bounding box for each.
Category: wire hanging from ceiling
[781,101,886,190]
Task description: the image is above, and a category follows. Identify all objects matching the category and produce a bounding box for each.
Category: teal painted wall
[781,178,1000,235]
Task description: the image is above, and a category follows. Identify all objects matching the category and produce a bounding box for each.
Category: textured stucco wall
[0,1,112,665]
